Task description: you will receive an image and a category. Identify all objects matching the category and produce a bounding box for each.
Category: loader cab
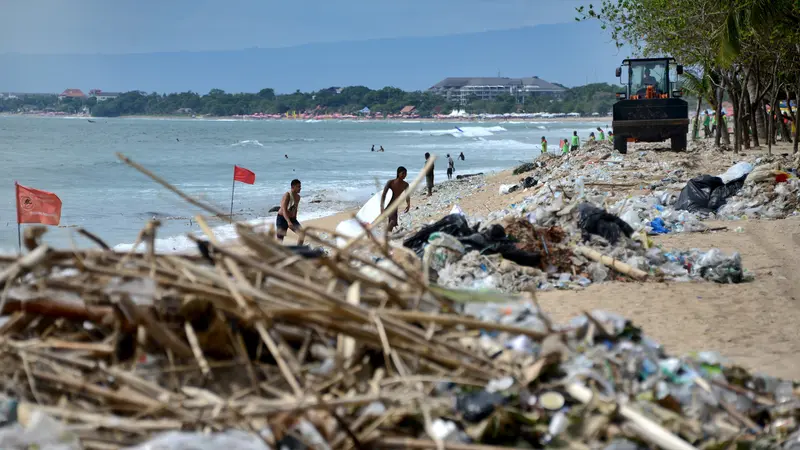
[615,58,683,100]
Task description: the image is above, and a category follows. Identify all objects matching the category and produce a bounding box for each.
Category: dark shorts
[276,215,301,233]
[426,174,434,189]
[447,168,453,176]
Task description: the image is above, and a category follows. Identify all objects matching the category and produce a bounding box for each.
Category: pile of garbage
[0,220,795,449]
[405,208,750,292]
[716,160,800,219]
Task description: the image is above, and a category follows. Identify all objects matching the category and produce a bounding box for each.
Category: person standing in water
[446,154,455,180]
[381,166,411,232]
[459,152,465,161]
[276,179,304,245]
[371,145,375,152]
[379,145,385,152]
[424,152,434,197]
[541,136,547,154]
[571,131,580,151]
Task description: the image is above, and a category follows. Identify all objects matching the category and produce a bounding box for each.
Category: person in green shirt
[571,131,580,151]
[597,127,605,141]
[607,131,614,141]
[541,136,547,154]
[702,112,711,138]
[561,138,570,154]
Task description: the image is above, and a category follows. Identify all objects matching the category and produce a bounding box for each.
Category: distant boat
[87,119,96,123]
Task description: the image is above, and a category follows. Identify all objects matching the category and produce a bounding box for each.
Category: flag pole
[230,174,236,223]
[14,181,21,253]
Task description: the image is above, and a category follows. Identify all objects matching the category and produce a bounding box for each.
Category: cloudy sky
[1,0,589,54]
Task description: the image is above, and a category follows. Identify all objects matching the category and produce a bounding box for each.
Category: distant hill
[0,21,627,94]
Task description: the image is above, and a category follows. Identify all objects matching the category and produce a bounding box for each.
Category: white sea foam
[113,209,340,254]
[231,139,264,147]
[396,126,507,138]
[407,139,539,152]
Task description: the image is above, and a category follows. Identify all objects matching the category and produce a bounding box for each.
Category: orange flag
[16,182,62,226]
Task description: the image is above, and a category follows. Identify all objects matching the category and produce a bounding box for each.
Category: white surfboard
[356,189,394,223]
[335,189,394,247]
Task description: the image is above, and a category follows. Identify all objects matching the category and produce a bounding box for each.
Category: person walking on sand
[571,131,580,151]
[541,136,547,154]
[276,179,304,245]
[381,166,411,232]
[597,127,605,141]
[424,152,434,197]
[446,154,455,180]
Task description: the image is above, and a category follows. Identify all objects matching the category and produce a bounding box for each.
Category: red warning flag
[233,165,255,184]
[16,182,62,226]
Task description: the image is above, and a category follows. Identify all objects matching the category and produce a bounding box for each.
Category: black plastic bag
[457,391,506,423]
[459,224,541,267]
[403,214,474,256]
[707,175,747,211]
[522,176,538,188]
[286,245,325,259]
[578,203,634,244]
[674,175,724,213]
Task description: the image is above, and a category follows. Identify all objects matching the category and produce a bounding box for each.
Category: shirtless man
[276,179,304,245]
[381,166,410,232]
[424,152,434,197]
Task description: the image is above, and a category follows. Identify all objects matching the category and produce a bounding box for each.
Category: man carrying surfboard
[381,166,410,232]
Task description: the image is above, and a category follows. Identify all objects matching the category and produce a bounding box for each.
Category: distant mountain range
[0,21,627,94]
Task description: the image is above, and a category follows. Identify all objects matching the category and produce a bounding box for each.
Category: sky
[0,0,627,93]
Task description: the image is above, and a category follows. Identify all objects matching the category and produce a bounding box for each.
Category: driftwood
[574,246,649,281]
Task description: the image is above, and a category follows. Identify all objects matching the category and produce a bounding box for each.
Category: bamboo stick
[574,246,648,280]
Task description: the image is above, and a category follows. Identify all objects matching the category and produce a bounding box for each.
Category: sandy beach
[270,141,800,380]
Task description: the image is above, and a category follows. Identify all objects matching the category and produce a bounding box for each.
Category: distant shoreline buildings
[428,76,565,105]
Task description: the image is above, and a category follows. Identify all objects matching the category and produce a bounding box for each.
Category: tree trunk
[747,73,767,145]
[795,80,800,154]
[729,86,740,154]
[692,98,702,140]
[714,86,724,147]
[748,93,759,147]
[782,86,793,144]
[768,97,778,155]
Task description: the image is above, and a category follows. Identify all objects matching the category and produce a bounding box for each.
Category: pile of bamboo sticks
[0,207,551,448]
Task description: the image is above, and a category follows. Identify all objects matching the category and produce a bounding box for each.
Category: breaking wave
[407,139,539,151]
[231,140,264,147]
[396,126,507,138]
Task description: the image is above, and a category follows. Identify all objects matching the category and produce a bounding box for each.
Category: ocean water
[0,116,609,252]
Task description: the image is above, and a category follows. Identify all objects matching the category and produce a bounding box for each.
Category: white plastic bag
[126,430,270,450]
[719,161,753,184]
